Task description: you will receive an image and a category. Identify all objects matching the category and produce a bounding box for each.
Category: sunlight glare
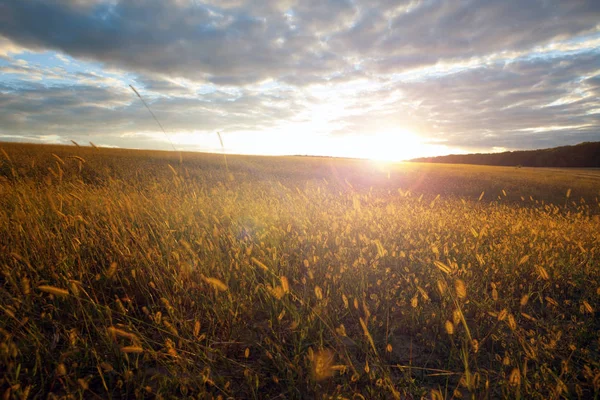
[169,127,453,161]
[327,130,428,161]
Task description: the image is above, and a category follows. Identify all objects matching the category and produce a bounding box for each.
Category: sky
[0,0,599,160]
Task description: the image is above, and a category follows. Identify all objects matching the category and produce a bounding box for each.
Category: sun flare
[327,130,429,162]
[171,128,450,161]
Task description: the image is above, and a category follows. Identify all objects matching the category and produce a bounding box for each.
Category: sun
[365,131,425,161]
[328,130,427,162]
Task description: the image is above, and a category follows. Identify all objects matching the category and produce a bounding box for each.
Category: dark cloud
[342,0,600,72]
[0,0,351,84]
[2,0,599,84]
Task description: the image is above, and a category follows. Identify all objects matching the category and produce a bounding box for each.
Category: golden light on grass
[454,279,467,300]
[342,293,349,308]
[120,346,144,354]
[452,309,461,325]
[21,277,30,296]
[1,142,599,398]
[536,265,550,280]
[509,368,521,387]
[280,276,289,293]
[507,314,517,331]
[431,389,444,400]
[57,363,67,376]
[445,320,454,335]
[202,277,228,291]
[105,262,118,279]
[270,285,285,300]
[497,308,508,321]
[436,279,447,295]
[314,285,323,300]
[360,317,378,354]
[411,296,418,308]
[310,348,336,381]
[251,257,269,271]
[38,285,69,297]
[107,327,139,342]
[434,260,452,275]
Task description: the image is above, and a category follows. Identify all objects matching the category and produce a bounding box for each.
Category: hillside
[411,141,600,167]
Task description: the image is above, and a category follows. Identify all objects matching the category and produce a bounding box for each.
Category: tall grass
[0,142,599,398]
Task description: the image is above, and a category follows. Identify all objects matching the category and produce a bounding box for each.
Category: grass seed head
[311,348,335,381]
[270,285,285,299]
[57,363,67,376]
[455,279,467,299]
[436,279,447,295]
[498,309,508,321]
[193,320,201,337]
[452,309,461,325]
[120,346,144,354]
[203,277,228,292]
[106,262,118,279]
[314,286,323,300]
[509,368,521,386]
[411,296,418,308]
[507,314,517,330]
[251,257,269,271]
[21,277,30,296]
[280,276,289,293]
[38,285,69,297]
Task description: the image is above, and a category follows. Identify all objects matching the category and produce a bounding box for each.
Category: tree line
[411,142,600,168]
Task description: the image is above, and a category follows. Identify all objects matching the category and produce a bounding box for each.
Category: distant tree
[410,142,600,168]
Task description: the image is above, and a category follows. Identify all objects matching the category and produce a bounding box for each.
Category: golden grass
[0,142,599,398]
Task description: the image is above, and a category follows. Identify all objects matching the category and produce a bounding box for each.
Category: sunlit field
[1,142,599,399]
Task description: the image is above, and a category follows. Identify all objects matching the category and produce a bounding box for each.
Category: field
[1,142,599,399]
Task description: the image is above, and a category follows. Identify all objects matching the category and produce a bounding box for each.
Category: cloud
[313,50,600,151]
[0,71,309,150]
[0,35,25,59]
[2,1,598,84]
[134,75,197,96]
[394,52,600,149]
[0,0,599,155]
[0,0,347,84]
[343,1,600,73]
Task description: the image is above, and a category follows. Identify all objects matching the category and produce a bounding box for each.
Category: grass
[1,142,599,399]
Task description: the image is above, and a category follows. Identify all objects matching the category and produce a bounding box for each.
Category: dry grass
[0,142,599,399]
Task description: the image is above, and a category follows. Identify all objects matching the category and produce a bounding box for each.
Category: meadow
[1,142,599,399]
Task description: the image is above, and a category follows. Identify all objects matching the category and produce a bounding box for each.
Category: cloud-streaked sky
[1,0,599,159]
